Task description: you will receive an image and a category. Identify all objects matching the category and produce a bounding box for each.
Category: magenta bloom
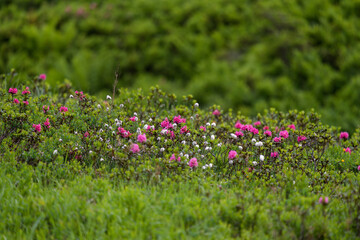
[345,147,351,155]
[161,118,170,128]
[118,127,131,138]
[228,150,237,160]
[32,124,41,133]
[270,152,278,158]
[288,124,296,130]
[8,88,18,94]
[39,74,46,80]
[264,130,272,137]
[22,87,31,95]
[200,126,206,132]
[170,154,176,161]
[23,101,29,106]
[60,106,68,113]
[263,126,269,130]
[279,130,289,139]
[212,109,221,116]
[43,105,49,113]
[137,133,147,143]
[254,121,261,126]
[250,127,259,135]
[129,116,137,122]
[130,144,140,153]
[273,137,281,143]
[84,132,89,138]
[319,197,329,205]
[297,135,307,142]
[234,121,242,129]
[235,131,244,137]
[358,165,360,171]
[180,126,188,134]
[44,118,50,129]
[13,98,19,104]
[173,115,182,124]
[340,132,349,139]
[188,158,198,168]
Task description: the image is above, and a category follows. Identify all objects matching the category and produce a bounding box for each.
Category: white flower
[192,141,197,145]
[209,163,213,168]
[115,118,119,122]
[195,145,199,148]
[252,138,256,143]
[119,104,124,108]
[134,112,137,116]
[202,166,206,170]
[238,146,243,150]
[157,137,161,141]
[164,139,167,143]
[206,122,210,127]
[70,95,74,98]
[211,123,216,127]
[99,129,103,133]
[229,160,233,164]
[181,140,186,145]
[104,123,109,128]
[116,122,121,127]
[184,154,189,159]
[53,150,58,155]
[259,155,265,161]
[100,158,104,161]
[173,123,177,128]
[106,107,110,111]
[97,104,101,108]
[160,148,165,152]
[293,181,296,185]
[202,135,206,139]
[194,103,199,107]
[255,141,263,147]
[108,145,112,149]
[217,143,222,147]
[75,131,78,134]
[59,138,62,142]
[252,161,258,166]
[190,116,194,120]
[161,129,168,135]
[99,137,103,141]
[198,149,201,152]
[205,147,210,151]
[149,118,152,122]
[204,141,208,145]
[89,150,93,154]
[144,124,149,130]
[211,135,215,140]
[186,133,191,137]
[201,155,204,158]
[231,133,238,139]
[137,128,141,134]
[106,95,112,100]
[180,152,184,157]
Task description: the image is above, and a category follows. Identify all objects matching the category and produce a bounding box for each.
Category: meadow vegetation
[1,73,360,239]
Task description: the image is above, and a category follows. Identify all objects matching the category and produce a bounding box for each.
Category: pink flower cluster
[279,130,289,139]
[288,124,296,130]
[8,88,18,94]
[13,99,19,104]
[212,109,220,116]
[340,132,349,139]
[273,137,281,143]
[297,135,307,143]
[39,74,46,80]
[234,122,259,134]
[200,126,206,132]
[118,127,131,138]
[188,158,198,168]
[173,115,186,124]
[170,154,181,162]
[180,126,188,134]
[43,105,49,113]
[319,197,329,205]
[22,87,30,95]
[60,106,68,113]
[228,150,237,160]
[137,133,147,143]
[32,124,41,133]
[344,147,351,155]
[130,144,140,153]
[271,152,279,158]
[44,118,50,129]
[264,130,272,137]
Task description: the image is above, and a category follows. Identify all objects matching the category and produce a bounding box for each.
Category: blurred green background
[1,0,360,130]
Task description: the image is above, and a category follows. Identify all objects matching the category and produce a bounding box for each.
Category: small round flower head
[228,150,237,160]
[106,95,111,100]
[212,109,220,116]
[259,155,265,161]
[206,122,210,127]
[13,99,19,104]
[255,141,263,147]
[100,158,104,162]
[238,146,243,150]
[251,138,257,143]
[194,103,199,108]
[188,158,198,168]
[319,197,329,205]
[231,133,238,139]
[130,144,140,153]
[160,147,165,152]
[217,143,222,147]
[119,104,124,108]
[39,74,46,80]
[340,132,349,139]
[358,165,360,171]
[97,104,101,108]
[211,122,216,127]
[53,150,58,155]
[70,94,74,98]
[279,130,289,139]
[229,160,234,164]
[273,137,281,143]
[211,135,215,140]
[252,161,258,166]
[137,133,147,143]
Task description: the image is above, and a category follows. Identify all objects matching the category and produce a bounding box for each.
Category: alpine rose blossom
[319,197,329,205]
[344,147,351,155]
[39,74,46,80]
[228,150,237,160]
[130,144,140,153]
[8,88,18,94]
[340,132,349,139]
[212,109,220,116]
[288,124,296,130]
[32,124,41,133]
[273,137,281,143]
[358,165,360,171]
[44,118,50,129]
[271,152,278,158]
[297,135,307,142]
[137,133,147,143]
[60,106,68,113]
[264,130,272,136]
[188,158,198,168]
[254,121,261,126]
[279,130,289,139]
[13,99,19,104]
[23,101,29,105]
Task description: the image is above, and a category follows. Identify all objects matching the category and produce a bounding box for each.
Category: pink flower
[22,87,31,95]
[173,115,186,124]
[13,99,19,104]
[43,105,49,113]
[279,130,289,139]
[345,147,351,155]
[23,100,29,105]
[129,116,137,122]
[273,137,281,143]
[84,132,89,138]
[250,127,259,135]
[8,88,18,94]
[212,109,221,116]
[180,126,188,134]
[288,124,296,130]
[188,158,198,168]
[32,124,41,133]
[319,197,329,205]
[44,118,50,129]
[60,106,68,113]
[297,135,307,142]
[270,152,278,158]
[254,121,261,126]
[234,121,242,129]
[39,74,46,80]
[118,127,131,138]
[228,150,237,160]
[263,126,269,130]
[340,132,349,139]
[235,131,244,137]
[130,144,140,153]
[170,154,176,161]
[161,118,170,128]
[264,130,272,137]
[137,133,147,143]
[200,126,206,132]
[358,165,360,171]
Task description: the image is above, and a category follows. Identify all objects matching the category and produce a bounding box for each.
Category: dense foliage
[1,0,360,130]
[1,75,360,238]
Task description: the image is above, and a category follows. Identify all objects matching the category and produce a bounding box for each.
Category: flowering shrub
[0,79,360,238]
